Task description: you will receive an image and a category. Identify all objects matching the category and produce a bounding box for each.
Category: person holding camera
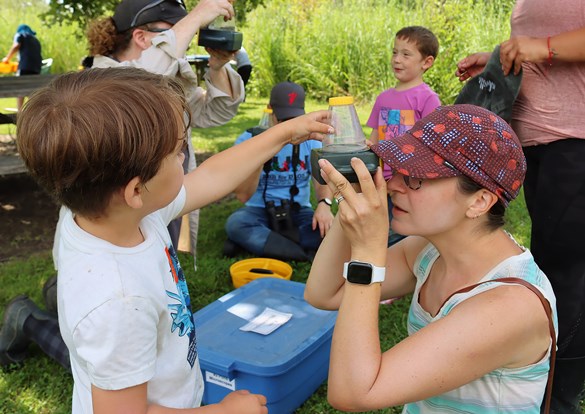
[87,0,245,268]
[224,82,334,262]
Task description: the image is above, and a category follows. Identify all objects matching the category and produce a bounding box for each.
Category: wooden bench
[0,74,58,124]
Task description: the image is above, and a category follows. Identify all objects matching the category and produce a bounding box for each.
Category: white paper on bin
[239,307,292,335]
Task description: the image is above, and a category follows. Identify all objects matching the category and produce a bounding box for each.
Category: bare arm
[500,26,585,75]
[368,128,379,145]
[311,179,334,237]
[233,167,262,203]
[2,42,20,63]
[179,112,332,216]
[171,0,235,56]
[327,284,550,411]
[92,384,267,414]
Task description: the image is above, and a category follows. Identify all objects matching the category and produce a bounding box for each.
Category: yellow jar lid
[263,108,273,114]
[329,96,354,106]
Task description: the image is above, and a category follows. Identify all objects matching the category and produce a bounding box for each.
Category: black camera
[265,200,299,243]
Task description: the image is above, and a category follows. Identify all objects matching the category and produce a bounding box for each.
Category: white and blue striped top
[403,243,558,414]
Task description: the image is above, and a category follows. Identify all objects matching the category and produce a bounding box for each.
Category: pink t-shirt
[510,0,585,146]
[367,83,440,178]
[366,83,440,140]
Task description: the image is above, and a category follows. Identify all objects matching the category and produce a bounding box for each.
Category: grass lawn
[0,96,532,413]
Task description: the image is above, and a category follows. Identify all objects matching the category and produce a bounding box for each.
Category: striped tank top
[403,243,558,413]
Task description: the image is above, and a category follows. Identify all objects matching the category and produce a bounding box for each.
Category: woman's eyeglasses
[144,26,169,33]
[384,168,424,190]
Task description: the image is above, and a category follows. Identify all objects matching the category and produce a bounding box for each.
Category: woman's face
[386,173,470,237]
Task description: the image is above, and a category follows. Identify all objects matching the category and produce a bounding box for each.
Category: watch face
[347,262,373,285]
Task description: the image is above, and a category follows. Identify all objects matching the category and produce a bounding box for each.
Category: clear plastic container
[248,108,275,137]
[323,96,367,153]
[207,15,236,31]
[258,108,274,129]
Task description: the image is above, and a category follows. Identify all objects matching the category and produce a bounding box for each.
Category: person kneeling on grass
[305,104,558,413]
[7,66,332,413]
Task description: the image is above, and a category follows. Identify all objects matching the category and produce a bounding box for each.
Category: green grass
[0,96,532,413]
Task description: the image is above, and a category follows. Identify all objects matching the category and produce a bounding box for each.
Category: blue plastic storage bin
[194,278,337,413]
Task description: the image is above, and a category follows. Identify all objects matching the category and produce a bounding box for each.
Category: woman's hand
[455,52,491,81]
[191,0,235,29]
[206,47,235,71]
[318,157,388,261]
[500,36,548,75]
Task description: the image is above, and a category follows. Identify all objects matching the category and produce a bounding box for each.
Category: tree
[42,0,265,34]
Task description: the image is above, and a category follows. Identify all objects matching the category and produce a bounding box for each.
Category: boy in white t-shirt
[15,67,331,414]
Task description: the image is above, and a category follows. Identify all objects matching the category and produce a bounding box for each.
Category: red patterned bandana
[370,104,526,205]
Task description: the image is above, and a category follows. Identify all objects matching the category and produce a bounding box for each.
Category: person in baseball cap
[371,104,526,206]
[305,104,555,414]
[112,0,188,33]
[269,81,306,121]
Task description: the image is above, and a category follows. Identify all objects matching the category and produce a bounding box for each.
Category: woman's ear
[466,189,498,219]
[131,28,150,51]
[123,176,144,210]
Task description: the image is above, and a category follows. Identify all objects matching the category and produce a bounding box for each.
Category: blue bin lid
[194,278,337,377]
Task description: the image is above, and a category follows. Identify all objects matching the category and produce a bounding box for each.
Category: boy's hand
[282,110,334,145]
[218,390,268,413]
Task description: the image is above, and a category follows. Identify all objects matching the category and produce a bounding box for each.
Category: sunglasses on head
[130,0,186,29]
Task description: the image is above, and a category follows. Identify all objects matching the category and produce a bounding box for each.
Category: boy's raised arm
[179,111,332,216]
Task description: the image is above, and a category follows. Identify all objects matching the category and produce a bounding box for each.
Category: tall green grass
[243,0,514,104]
[0,0,82,74]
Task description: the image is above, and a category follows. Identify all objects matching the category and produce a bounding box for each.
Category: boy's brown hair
[395,26,439,59]
[17,67,190,218]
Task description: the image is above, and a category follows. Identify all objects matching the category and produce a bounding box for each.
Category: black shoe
[0,295,37,368]
[42,276,58,315]
[223,239,246,258]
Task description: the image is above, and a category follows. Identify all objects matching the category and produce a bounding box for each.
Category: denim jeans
[225,206,323,255]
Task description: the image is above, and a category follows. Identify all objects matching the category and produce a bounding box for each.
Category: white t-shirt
[54,187,203,413]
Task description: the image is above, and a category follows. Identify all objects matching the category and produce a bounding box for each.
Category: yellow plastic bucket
[230,258,293,288]
[0,61,18,74]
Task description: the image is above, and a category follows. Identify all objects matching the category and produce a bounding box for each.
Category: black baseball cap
[269,82,305,121]
[113,0,187,33]
[454,45,522,124]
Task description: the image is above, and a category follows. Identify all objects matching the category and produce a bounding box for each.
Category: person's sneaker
[42,276,58,315]
[0,295,36,368]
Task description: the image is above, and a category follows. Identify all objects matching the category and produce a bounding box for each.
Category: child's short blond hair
[17,67,190,218]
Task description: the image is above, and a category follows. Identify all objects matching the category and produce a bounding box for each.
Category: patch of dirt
[0,136,215,262]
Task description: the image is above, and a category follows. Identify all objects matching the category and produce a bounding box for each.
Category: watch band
[343,261,385,285]
[318,198,332,207]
